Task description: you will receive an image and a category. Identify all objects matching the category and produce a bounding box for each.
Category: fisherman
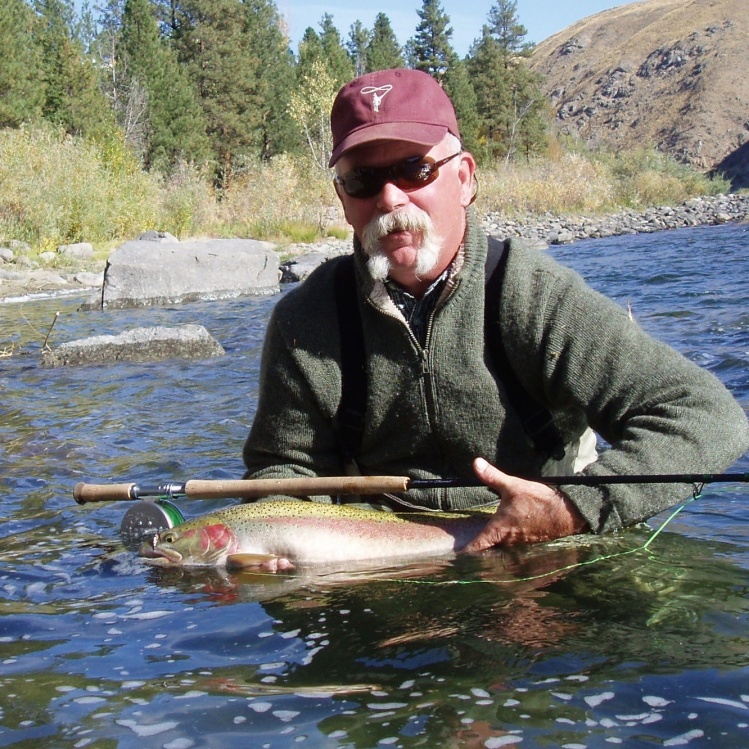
[243,67,749,552]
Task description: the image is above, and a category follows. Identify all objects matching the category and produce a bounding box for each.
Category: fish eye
[160,531,176,544]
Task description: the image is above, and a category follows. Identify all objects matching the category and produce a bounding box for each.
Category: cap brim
[329,123,448,167]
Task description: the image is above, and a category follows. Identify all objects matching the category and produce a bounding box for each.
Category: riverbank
[1,193,747,302]
[277,193,749,281]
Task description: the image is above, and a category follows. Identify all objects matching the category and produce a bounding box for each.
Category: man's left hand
[461,457,589,552]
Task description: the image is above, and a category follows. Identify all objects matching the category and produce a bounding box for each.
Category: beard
[360,205,443,283]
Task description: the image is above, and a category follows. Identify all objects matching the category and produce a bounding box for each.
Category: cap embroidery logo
[360,84,393,113]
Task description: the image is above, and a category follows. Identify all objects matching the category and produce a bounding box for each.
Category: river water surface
[1,223,748,748]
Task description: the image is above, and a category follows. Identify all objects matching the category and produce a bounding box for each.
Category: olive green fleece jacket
[243,210,749,533]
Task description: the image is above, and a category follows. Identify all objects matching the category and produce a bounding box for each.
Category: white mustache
[360,206,443,283]
[361,206,432,250]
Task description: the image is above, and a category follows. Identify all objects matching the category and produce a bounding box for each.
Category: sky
[277,0,640,57]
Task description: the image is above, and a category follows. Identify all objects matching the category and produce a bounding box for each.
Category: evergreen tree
[467,26,512,162]
[408,0,454,82]
[297,26,324,71]
[506,63,548,160]
[242,0,299,159]
[33,0,113,138]
[0,0,45,127]
[487,0,533,57]
[169,0,268,183]
[467,1,546,163]
[317,13,354,86]
[443,57,480,156]
[347,20,370,77]
[120,0,211,170]
[365,12,403,72]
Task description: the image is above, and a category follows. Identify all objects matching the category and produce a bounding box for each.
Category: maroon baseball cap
[329,68,461,167]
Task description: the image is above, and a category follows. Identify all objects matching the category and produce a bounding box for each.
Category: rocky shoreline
[277,193,749,281]
[1,193,747,302]
[482,192,749,245]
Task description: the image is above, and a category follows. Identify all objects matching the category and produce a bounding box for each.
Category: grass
[0,125,732,258]
[475,144,730,217]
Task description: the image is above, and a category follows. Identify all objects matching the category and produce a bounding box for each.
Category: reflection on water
[1,224,748,747]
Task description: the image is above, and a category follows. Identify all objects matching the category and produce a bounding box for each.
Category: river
[1,223,748,748]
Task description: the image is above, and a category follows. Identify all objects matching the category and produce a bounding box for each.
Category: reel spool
[120,499,185,548]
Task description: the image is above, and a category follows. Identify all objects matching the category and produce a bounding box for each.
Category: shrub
[217,154,343,240]
[0,125,161,249]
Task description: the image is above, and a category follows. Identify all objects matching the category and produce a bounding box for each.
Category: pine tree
[169,0,268,183]
[317,13,354,86]
[467,1,546,163]
[242,0,299,159]
[33,0,113,138]
[408,0,455,82]
[0,0,45,127]
[443,57,480,156]
[487,0,533,57]
[365,13,403,73]
[467,27,513,162]
[347,20,370,78]
[120,0,211,171]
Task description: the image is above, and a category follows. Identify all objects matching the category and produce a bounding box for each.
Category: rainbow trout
[139,500,494,570]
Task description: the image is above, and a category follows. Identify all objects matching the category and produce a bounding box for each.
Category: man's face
[334,137,476,293]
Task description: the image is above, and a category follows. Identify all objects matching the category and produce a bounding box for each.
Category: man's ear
[457,152,477,209]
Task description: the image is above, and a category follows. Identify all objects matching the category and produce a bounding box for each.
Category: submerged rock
[40,324,225,367]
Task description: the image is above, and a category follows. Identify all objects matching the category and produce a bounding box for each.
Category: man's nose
[376,180,409,213]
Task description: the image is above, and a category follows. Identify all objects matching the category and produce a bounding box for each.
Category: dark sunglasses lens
[395,158,436,188]
[341,169,382,198]
[339,157,439,198]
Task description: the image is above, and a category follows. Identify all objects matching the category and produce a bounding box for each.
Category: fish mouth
[138,538,183,566]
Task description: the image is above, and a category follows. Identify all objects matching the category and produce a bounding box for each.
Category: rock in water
[87,238,279,310]
[40,324,225,367]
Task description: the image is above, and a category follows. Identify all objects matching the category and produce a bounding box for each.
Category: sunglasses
[334,152,462,199]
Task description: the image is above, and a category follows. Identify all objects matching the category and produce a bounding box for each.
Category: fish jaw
[139,537,183,566]
[139,519,240,567]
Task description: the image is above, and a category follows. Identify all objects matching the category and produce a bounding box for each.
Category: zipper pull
[421,349,430,375]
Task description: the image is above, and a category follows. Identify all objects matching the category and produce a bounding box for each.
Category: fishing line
[364,485,704,587]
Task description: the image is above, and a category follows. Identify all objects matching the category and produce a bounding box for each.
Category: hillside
[529,0,749,189]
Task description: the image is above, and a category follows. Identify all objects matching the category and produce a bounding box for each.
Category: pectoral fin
[226,553,295,572]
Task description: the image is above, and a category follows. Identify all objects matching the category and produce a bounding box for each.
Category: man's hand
[461,457,589,552]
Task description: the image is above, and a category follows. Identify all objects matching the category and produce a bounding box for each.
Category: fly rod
[73,472,749,504]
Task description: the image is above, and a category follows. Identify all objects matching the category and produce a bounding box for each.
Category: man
[243,68,748,552]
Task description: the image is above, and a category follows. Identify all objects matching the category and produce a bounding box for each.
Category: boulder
[40,324,225,367]
[58,242,95,260]
[280,251,331,282]
[90,238,279,310]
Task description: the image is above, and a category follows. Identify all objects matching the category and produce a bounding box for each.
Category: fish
[138,499,495,571]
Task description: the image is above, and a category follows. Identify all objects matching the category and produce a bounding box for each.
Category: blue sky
[278,0,638,56]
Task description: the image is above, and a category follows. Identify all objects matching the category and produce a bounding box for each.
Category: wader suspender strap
[332,241,565,466]
[333,256,368,464]
[484,237,565,461]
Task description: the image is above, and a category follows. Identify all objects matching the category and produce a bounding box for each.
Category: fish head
[139,517,238,567]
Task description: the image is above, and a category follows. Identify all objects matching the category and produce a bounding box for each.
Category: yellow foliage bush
[0,125,161,248]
